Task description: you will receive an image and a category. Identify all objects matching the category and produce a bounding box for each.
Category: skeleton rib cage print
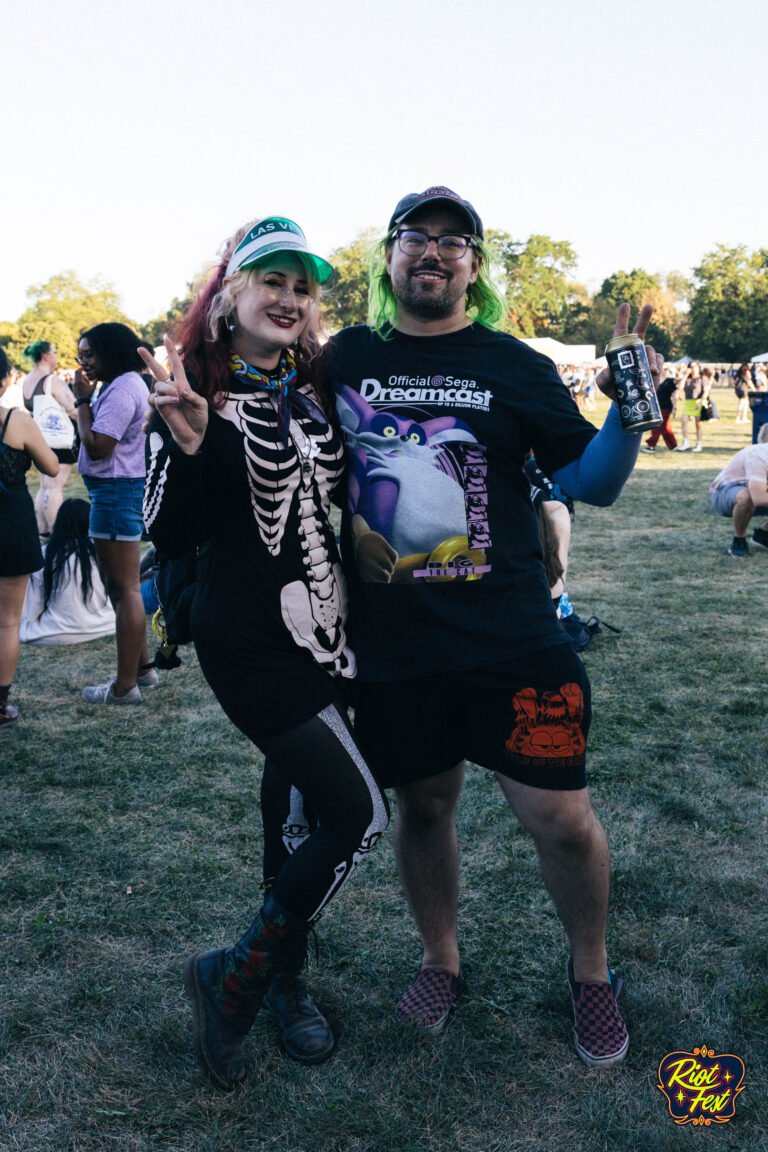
[144,383,356,679]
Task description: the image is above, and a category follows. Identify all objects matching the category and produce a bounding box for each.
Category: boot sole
[183,953,247,1090]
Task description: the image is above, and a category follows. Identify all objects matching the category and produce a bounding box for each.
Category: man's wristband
[74,397,91,408]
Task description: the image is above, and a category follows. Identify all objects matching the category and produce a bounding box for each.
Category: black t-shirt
[657,376,677,408]
[328,324,597,680]
[144,377,355,684]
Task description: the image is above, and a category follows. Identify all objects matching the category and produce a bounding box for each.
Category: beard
[392,263,468,320]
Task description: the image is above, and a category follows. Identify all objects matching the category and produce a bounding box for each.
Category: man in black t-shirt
[327,187,662,1067]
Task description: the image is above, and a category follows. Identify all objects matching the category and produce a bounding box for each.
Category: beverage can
[605,334,662,433]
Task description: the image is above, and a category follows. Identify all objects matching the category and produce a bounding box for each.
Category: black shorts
[354,644,591,792]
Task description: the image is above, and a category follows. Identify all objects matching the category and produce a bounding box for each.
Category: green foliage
[687,244,768,361]
[5,271,137,366]
[587,268,688,360]
[487,230,588,339]
[323,228,378,332]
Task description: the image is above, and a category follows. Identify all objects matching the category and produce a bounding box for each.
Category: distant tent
[750,352,768,363]
[671,355,693,365]
[520,338,596,365]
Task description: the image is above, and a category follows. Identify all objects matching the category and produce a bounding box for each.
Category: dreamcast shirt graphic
[336,379,492,584]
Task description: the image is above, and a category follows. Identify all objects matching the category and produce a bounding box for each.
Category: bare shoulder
[2,405,33,426]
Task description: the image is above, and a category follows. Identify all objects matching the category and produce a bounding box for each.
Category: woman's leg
[38,464,72,534]
[93,539,149,696]
[260,759,316,892]
[260,703,389,922]
[0,574,30,722]
[185,703,389,1083]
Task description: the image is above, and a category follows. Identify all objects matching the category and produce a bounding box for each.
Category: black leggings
[259,704,389,923]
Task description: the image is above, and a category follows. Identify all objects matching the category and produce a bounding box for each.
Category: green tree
[687,245,768,361]
[11,271,136,365]
[588,268,686,360]
[323,229,378,332]
[486,231,589,340]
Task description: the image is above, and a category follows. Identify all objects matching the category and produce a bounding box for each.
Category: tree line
[2,237,767,368]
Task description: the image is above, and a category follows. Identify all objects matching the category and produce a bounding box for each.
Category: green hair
[367,230,506,338]
[23,340,53,364]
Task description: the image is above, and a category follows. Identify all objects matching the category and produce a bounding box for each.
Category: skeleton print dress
[143,371,356,742]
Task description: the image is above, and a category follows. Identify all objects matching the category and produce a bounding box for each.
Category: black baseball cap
[388,186,484,240]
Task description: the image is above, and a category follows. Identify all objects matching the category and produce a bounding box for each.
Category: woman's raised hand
[139,335,208,455]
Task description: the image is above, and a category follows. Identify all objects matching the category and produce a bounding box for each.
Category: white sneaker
[82,678,142,705]
[137,666,160,689]
[692,444,703,453]
[674,440,690,452]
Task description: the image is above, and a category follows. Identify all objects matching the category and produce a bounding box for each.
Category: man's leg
[732,488,755,537]
[495,774,627,1067]
[394,762,465,976]
[494,777,609,982]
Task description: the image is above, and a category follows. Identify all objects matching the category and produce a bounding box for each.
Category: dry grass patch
[2,393,766,1150]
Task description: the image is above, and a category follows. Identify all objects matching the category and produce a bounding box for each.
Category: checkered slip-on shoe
[567,956,629,1068]
[395,966,463,1034]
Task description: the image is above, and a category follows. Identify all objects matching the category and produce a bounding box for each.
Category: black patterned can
[605,334,662,433]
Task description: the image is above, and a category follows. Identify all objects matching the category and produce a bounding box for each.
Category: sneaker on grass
[396,966,463,1034]
[82,679,142,705]
[136,666,160,689]
[728,537,749,559]
[567,956,629,1068]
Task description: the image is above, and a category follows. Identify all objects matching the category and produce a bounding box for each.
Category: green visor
[225,217,333,284]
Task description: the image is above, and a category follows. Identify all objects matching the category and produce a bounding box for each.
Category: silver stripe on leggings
[307,703,389,922]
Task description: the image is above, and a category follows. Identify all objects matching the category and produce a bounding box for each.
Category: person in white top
[710,425,768,557]
[20,498,116,645]
[21,340,78,533]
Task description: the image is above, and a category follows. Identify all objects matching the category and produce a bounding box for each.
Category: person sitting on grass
[20,497,116,646]
[709,424,768,558]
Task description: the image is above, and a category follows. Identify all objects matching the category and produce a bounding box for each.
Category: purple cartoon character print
[336,387,492,583]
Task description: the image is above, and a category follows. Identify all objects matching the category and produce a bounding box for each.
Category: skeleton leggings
[258,703,388,923]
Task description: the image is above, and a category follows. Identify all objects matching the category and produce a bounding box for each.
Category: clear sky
[3,0,766,325]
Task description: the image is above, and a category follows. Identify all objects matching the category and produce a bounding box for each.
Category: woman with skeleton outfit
[141,218,388,1089]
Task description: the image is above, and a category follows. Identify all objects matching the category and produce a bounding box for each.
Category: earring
[227,317,236,332]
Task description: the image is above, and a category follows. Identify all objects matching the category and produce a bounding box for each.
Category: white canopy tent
[520,337,596,365]
[750,352,768,363]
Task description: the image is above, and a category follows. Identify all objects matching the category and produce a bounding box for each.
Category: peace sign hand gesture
[139,334,209,455]
[596,304,664,402]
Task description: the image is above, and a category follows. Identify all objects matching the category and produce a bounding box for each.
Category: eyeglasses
[75,352,95,366]
[395,230,475,260]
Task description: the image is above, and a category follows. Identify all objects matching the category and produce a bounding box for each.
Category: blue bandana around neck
[229,350,327,446]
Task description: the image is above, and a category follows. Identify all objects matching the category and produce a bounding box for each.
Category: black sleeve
[143,410,209,558]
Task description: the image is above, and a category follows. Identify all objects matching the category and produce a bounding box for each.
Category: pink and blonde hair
[171,220,329,410]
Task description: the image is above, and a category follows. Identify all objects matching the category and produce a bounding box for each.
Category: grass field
[2,393,766,1152]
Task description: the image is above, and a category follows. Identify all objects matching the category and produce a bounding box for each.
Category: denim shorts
[711,481,768,517]
[83,475,145,542]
